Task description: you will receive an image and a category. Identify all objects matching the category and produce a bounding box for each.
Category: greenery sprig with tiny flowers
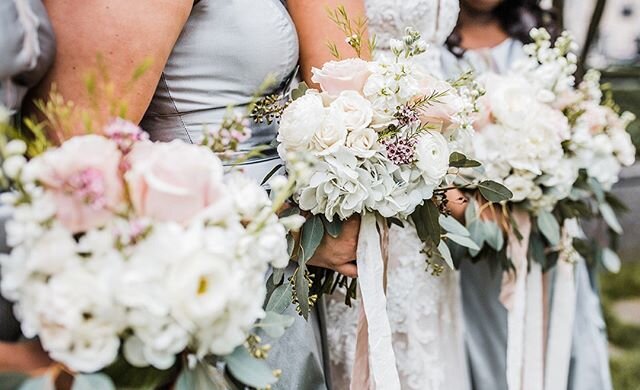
[326,5,376,59]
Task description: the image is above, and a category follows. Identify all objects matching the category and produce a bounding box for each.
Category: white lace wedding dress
[326,1,470,389]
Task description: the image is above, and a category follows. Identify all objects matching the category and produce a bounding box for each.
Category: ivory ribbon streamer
[500,209,532,390]
[350,213,400,390]
[544,219,579,390]
[523,261,544,390]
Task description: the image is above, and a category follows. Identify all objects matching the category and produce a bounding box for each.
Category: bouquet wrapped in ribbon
[0,92,304,389]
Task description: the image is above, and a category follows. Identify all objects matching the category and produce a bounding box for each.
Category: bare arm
[288,0,371,86]
[31,0,193,126]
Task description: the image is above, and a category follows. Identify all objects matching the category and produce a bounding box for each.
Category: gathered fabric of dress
[140,2,330,389]
[326,2,470,389]
[0,0,55,342]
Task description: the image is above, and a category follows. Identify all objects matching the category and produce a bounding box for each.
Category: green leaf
[467,221,485,257]
[0,373,29,390]
[412,200,441,246]
[587,177,605,203]
[272,267,285,286]
[224,346,278,389]
[256,311,295,338]
[103,355,177,389]
[449,151,481,168]
[291,82,309,101]
[295,263,310,319]
[599,202,623,234]
[321,216,342,238]
[528,231,547,266]
[175,362,228,390]
[265,282,293,314]
[536,210,560,246]
[444,233,480,251]
[439,214,470,237]
[260,164,284,186]
[72,374,115,390]
[437,241,455,269]
[483,221,504,252]
[464,198,478,225]
[601,248,621,273]
[301,216,324,262]
[478,180,513,202]
[18,376,53,390]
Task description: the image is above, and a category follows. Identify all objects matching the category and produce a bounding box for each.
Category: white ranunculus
[277,92,327,154]
[330,90,374,131]
[346,127,378,158]
[415,132,450,185]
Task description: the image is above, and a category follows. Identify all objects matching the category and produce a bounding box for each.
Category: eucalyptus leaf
[412,201,441,246]
[272,267,285,286]
[464,198,478,225]
[175,362,228,390]
[256,311,295,338]
[0,373,29,390]
[449,151,481,168]
[445,233,480,251]
[322,216,342,238]
[536,210,560,246]
[439,214,470,237]
[265,282,293,314]
[587,177,605,203]
[467,221,485,257]
[72,374,115,390]
[483,221,504,252]
[286,235,295,259]
[224,346,278,389]
[601,248,621,273]
[18,376,53,390]
[599,202,623,234]
[437,241,455,269]
[478,180,513,202]
[295,262,310,319]
[103,355,177,389]
[528,231,547,266]
[301,216,324,262]
[291,82,309,100]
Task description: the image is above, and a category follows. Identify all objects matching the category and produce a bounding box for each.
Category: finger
[335,263,358,278]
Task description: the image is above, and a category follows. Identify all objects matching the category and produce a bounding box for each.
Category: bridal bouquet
[0,113,301,388]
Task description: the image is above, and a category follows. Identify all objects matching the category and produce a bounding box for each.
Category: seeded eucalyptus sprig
[326,5,376,59]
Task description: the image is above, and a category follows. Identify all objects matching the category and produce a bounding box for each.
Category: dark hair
[446,0,560,56]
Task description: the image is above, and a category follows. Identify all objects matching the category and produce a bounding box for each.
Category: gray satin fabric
[0,0,55,113]
[0,0,55,342]
[443,39,612,390]
[140,2,329,388]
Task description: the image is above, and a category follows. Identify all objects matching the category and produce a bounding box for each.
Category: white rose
[415,132,450,185]
[483,74,541,131]
[609,129,636,166]
[277,92,327,154]
[311,58,371,97]
[330,90,373,131]
[346,127,378,158]
[310,107,348,155]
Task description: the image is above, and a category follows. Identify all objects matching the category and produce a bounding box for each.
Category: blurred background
[555,0,640,387]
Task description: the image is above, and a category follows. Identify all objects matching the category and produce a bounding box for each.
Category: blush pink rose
[34,135,125,233]
[417,74,464,131]
[311,58,371,97]
[125,140,229,224]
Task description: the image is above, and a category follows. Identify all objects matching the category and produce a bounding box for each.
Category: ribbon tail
[501,209,532,390]
[350,213,400,390]
[544,219,579,390]
[523,261,544,390]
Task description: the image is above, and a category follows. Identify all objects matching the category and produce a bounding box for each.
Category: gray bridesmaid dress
[140,1,330,388]
[442,39,613,390]
[0,0,55,342]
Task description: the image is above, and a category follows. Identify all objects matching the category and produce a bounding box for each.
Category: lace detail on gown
[327,224,468,390]
[326,2,469,388]
[365,0,459,77]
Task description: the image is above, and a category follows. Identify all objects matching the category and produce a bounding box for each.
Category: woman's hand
[307,216,360,278]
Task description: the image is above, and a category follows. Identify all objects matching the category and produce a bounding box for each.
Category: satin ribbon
[544,218,579,390]
[351,213,400,390]
[523,261,544,390]
[500,209,531,390]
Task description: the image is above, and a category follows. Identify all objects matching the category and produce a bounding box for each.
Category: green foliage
[412,200,441,247]
[224,345,278,389]
[71,374,115,390]
[477,180,513,202]
[448,151,481,168]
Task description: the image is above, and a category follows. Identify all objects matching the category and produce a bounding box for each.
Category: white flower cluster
[278,29,475,220]
[567,70,636,190]
[472,72,578,211]
[0,134,290,373]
